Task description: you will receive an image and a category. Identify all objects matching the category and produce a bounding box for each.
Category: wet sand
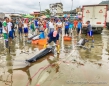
[0,30,109,86]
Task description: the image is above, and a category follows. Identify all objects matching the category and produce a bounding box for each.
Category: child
[73,19,78,31]
[69,22,74,37]
[86,21,94,43]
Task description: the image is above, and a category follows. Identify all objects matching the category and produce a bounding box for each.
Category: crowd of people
[0,17,94,52]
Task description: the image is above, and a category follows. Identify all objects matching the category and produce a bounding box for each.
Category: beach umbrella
[64,14,67,17]
[46,15,50,18]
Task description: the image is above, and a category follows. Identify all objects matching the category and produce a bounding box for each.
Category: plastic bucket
[39,32,45,39]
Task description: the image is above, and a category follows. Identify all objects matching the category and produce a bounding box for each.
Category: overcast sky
[0,0,103,13]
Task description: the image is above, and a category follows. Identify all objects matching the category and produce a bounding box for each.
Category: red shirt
[74,20,78,26]
[43,23,46,29]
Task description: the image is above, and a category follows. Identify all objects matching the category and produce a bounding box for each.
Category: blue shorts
[77,28,81,34]
[36,26,39,29]
[48,38,57,44]
[88,31,93,36]
[18,28,23,34]
[9,31,13,39]
[0,28,2,34]
[24,28,28,33]
[12,29,15,33]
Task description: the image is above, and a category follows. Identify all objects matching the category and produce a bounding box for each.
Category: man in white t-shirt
[7,18,13,43]
[49,19,55,33]
[56,19,62,34]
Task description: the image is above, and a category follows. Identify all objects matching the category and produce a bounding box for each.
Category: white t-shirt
[24,23,28,28]
[56,22,62,27]
[49,22,54,28]
[7,22,12,33]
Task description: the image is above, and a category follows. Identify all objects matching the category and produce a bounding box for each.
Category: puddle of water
[0,30,109,86]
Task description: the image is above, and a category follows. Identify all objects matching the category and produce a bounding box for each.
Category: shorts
[3,33,8,39]
[65,28,69,35]
[58,28,62,34]
[18,28,23,34]
[77,28,81,34]
[74,25,77,28]
[69,28,73,30]
[88,31,93,36]
[9,31,13,39]
[48,38,57,44]
[0,28,2,34]
[36,26,39,29]
[12,29,15,33]
[24,28,28,33]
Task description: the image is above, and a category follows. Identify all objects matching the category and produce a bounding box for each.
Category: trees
[44,9,51,16]
[40,9,51,17]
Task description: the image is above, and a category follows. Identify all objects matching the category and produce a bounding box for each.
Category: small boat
[26,46,55,63]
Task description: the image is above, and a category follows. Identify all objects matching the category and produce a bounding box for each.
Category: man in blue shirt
[77,19,82,36]
[47,30,59,44]
[34,19,38,27]
[44,30,60,53]
[65,19,69,36]
[34,19,39,28]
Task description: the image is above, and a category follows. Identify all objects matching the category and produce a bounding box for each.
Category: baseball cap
[53,31,58,37]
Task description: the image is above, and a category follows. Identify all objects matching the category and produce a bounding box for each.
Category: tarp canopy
[46,15,50,18]
[24,14,34,18]
[63,14,67,17]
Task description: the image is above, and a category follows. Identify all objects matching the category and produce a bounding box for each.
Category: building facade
[30,12,40,18]
[0,12,5,19]
[76,6,82,13]
[49,3,63,16]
